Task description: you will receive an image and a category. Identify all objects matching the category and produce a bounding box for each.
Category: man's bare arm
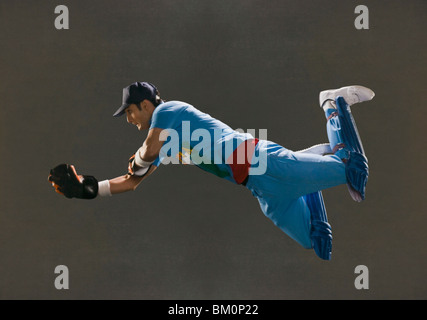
[108,165,158,194]
[48,128,165,198]
[109,128,165,194]
[137,127,166,162]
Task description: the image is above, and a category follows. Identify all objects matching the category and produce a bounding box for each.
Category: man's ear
[142,99,155,113]
[142,100,150,111]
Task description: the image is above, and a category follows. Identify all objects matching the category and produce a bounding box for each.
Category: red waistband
[227,138,259,185]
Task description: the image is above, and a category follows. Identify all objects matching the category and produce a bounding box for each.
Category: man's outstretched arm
[48,128,165,199]
[108,165,157,194]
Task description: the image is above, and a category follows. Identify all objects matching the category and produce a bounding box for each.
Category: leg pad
[305,191,332,260]
[335,96,369,201]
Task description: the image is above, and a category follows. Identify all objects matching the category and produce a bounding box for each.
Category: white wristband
[134,147,155,167]
[98,180,112,197]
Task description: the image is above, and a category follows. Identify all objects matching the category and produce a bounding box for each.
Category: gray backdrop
[0,0,426,299]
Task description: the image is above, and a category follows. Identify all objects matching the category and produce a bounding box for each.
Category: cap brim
[113,103,130,117]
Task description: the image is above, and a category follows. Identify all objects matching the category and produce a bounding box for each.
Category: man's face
[125,103,151,131]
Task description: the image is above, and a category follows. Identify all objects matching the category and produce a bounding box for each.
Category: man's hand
[48,164,99,199]
[127,154,137,176]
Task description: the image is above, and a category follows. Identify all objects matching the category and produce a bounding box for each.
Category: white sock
[322,99,336,113]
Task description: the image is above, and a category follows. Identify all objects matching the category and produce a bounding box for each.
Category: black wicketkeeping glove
[48,164,98,199]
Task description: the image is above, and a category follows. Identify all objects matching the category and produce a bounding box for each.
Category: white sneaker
[319,85,375,107]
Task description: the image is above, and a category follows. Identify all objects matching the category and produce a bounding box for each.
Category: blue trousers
[245,140,346,249]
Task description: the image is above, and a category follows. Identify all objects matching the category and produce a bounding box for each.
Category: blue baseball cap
[113,82,159,117]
